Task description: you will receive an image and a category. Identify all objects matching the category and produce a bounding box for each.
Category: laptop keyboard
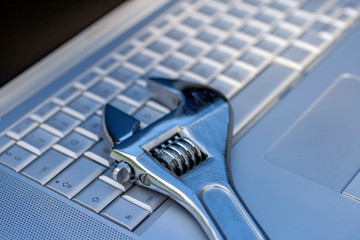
[0,0,359,232]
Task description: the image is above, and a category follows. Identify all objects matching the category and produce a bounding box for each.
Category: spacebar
[230,63,298,140]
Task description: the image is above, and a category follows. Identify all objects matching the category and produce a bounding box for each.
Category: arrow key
[73,179,122,213]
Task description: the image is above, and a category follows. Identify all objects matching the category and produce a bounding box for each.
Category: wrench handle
[200,185,265,240]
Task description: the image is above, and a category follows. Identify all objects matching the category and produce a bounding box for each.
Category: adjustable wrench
[102,78,266,240]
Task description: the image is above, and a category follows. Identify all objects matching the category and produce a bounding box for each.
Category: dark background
[1,0,126,87]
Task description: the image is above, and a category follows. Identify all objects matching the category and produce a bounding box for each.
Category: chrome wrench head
[103,78,265,240]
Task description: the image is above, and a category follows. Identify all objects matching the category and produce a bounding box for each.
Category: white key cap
[99,168,132,192]
[123,185,167,213]
[230,64,297,137]
[75,115,102,141]
[84,140,114,167]
[53,86,81,106]
[120,84,151,107]
[101,197,149,231]
[63,96,101,121]
[18,128,59,155]
[209,78,240,99]
[31,101,60,122]
[0,135,15,153]
[21,149,74,185]
[53,132,95,159]
[73,179,122,213]
[41,111,81,137]
[7,118,38,140]
[133,106,164,128]
[277,45,313,70]
[109,98,136,115]
[74,71,100,90]
[47,157,105,198]
[84,81,120,104]
[0,145,36,172]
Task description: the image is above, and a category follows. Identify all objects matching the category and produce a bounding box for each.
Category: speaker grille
[0,169,134,239]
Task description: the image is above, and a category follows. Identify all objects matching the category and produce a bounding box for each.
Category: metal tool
[102,78,266,240]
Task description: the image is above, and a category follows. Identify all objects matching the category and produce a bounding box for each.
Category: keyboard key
[0,145,36,171]
[21,149,74,185]
[207,49,232,64]
[286,15,308,27]
[212,19,235,31]
[109,98,136,115]
[239,23,263,38]
[98,57,117,72]
[299,31,326,48]
[148,40,171,55]
[118,44,135,57]
[269,1,291,11]
[75,115,102,141]
[53,86,81,106]
[129,53,154,69]
[85,81,119,104]
[0,135,15,153]
[155,19,168,29]
[31,101,60,122]
[165,29,187,42]
[223,65,251,83]
[7,118,38,140]
[161,56,187,72]
[243,0,263,6]
[123,185,167,212]
[179,43,204,57]
[310,20,337,34]
[255,12,277,25]
[108,67,138,87]
[198,5,218,16]
[84,140,115,167]
[18,128,59,155]
[74,71,100,90]
[53,132,95,159]
[223,37,247,50]
[255,39,281,53]
[133,106,164,127]
[228,8,250,19]
[172,8,184,16]
[47,157,106,199]
[239,50,266,68]
[183,17,204,29]
[271,26,295,40]
[210,78,239,98]
[64,96,101,121]
[300,0,327,13]
[190,62,217,80]
[137,31,152,42]
[74,179,122,213]
[99,168,133,192]
[101,197,149,231]
[42,111,81,137]
[144,70,170,81]
[279,45,312,66]
[122,84,151,107]
[230,64,296,135]
[196,31,219,44]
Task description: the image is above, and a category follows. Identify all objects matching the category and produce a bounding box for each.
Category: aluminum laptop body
[1,0,360,239]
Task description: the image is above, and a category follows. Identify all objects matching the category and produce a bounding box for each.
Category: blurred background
[0,0,126,87]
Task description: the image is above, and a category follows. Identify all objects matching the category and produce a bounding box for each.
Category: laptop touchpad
[267,76,360,192]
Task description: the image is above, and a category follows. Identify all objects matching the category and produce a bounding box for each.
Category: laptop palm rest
[267,75,360,192]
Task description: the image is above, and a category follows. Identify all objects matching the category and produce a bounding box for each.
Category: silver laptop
[1,0,360,239]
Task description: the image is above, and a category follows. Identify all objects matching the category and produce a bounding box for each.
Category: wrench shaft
[200,185,264,240]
